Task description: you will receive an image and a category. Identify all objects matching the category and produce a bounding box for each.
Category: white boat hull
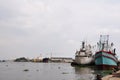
[74,41,94,65]
[75,56,93,65]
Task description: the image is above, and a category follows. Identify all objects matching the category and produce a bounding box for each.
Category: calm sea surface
[0,62,110,80]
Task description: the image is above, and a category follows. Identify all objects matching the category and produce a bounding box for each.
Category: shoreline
[102,70,120,80]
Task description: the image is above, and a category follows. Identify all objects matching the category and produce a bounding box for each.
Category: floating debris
[6,65,8,67]
[58,67,61,69]
[23,69,29,72]
[36,69,39,71]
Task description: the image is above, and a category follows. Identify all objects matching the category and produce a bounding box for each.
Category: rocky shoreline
[102,70,120,80]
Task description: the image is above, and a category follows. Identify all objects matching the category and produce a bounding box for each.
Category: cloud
[95,27,120,35]
[0,0,120,59]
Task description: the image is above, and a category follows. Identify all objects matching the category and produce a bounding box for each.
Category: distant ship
[95,35,118,69]
[72,41,94,65]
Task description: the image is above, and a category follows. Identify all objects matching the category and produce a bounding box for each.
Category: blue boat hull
[95,51,118,69]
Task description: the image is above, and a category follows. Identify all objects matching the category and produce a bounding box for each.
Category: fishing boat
[95,35,118,69]
[72,41,94,65]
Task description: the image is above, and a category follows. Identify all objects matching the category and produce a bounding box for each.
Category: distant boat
[95,35,118,69]
[72,41,94,65]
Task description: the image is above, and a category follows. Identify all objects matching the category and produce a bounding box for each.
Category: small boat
[95,35,118,69]
[72,41,94,65]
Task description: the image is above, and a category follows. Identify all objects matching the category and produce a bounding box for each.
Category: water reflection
[75,66,94,74]
[73,66,95,80]
[73,65,112,80]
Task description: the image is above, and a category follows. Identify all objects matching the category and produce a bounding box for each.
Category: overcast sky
[0,0,120,59]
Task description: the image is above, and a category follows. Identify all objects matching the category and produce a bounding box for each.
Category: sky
[0,0,120,60]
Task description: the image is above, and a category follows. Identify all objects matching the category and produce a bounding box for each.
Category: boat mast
[99,35,109,51]
[82,41,85,49]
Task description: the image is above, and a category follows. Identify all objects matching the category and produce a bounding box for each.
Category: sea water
[0,62,111,80]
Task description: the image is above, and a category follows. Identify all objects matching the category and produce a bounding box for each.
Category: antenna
[50,52,52,58]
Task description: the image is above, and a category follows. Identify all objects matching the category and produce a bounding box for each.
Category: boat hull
[75,56,94,65]
[95,51,118,69]
[96,64,117,70]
